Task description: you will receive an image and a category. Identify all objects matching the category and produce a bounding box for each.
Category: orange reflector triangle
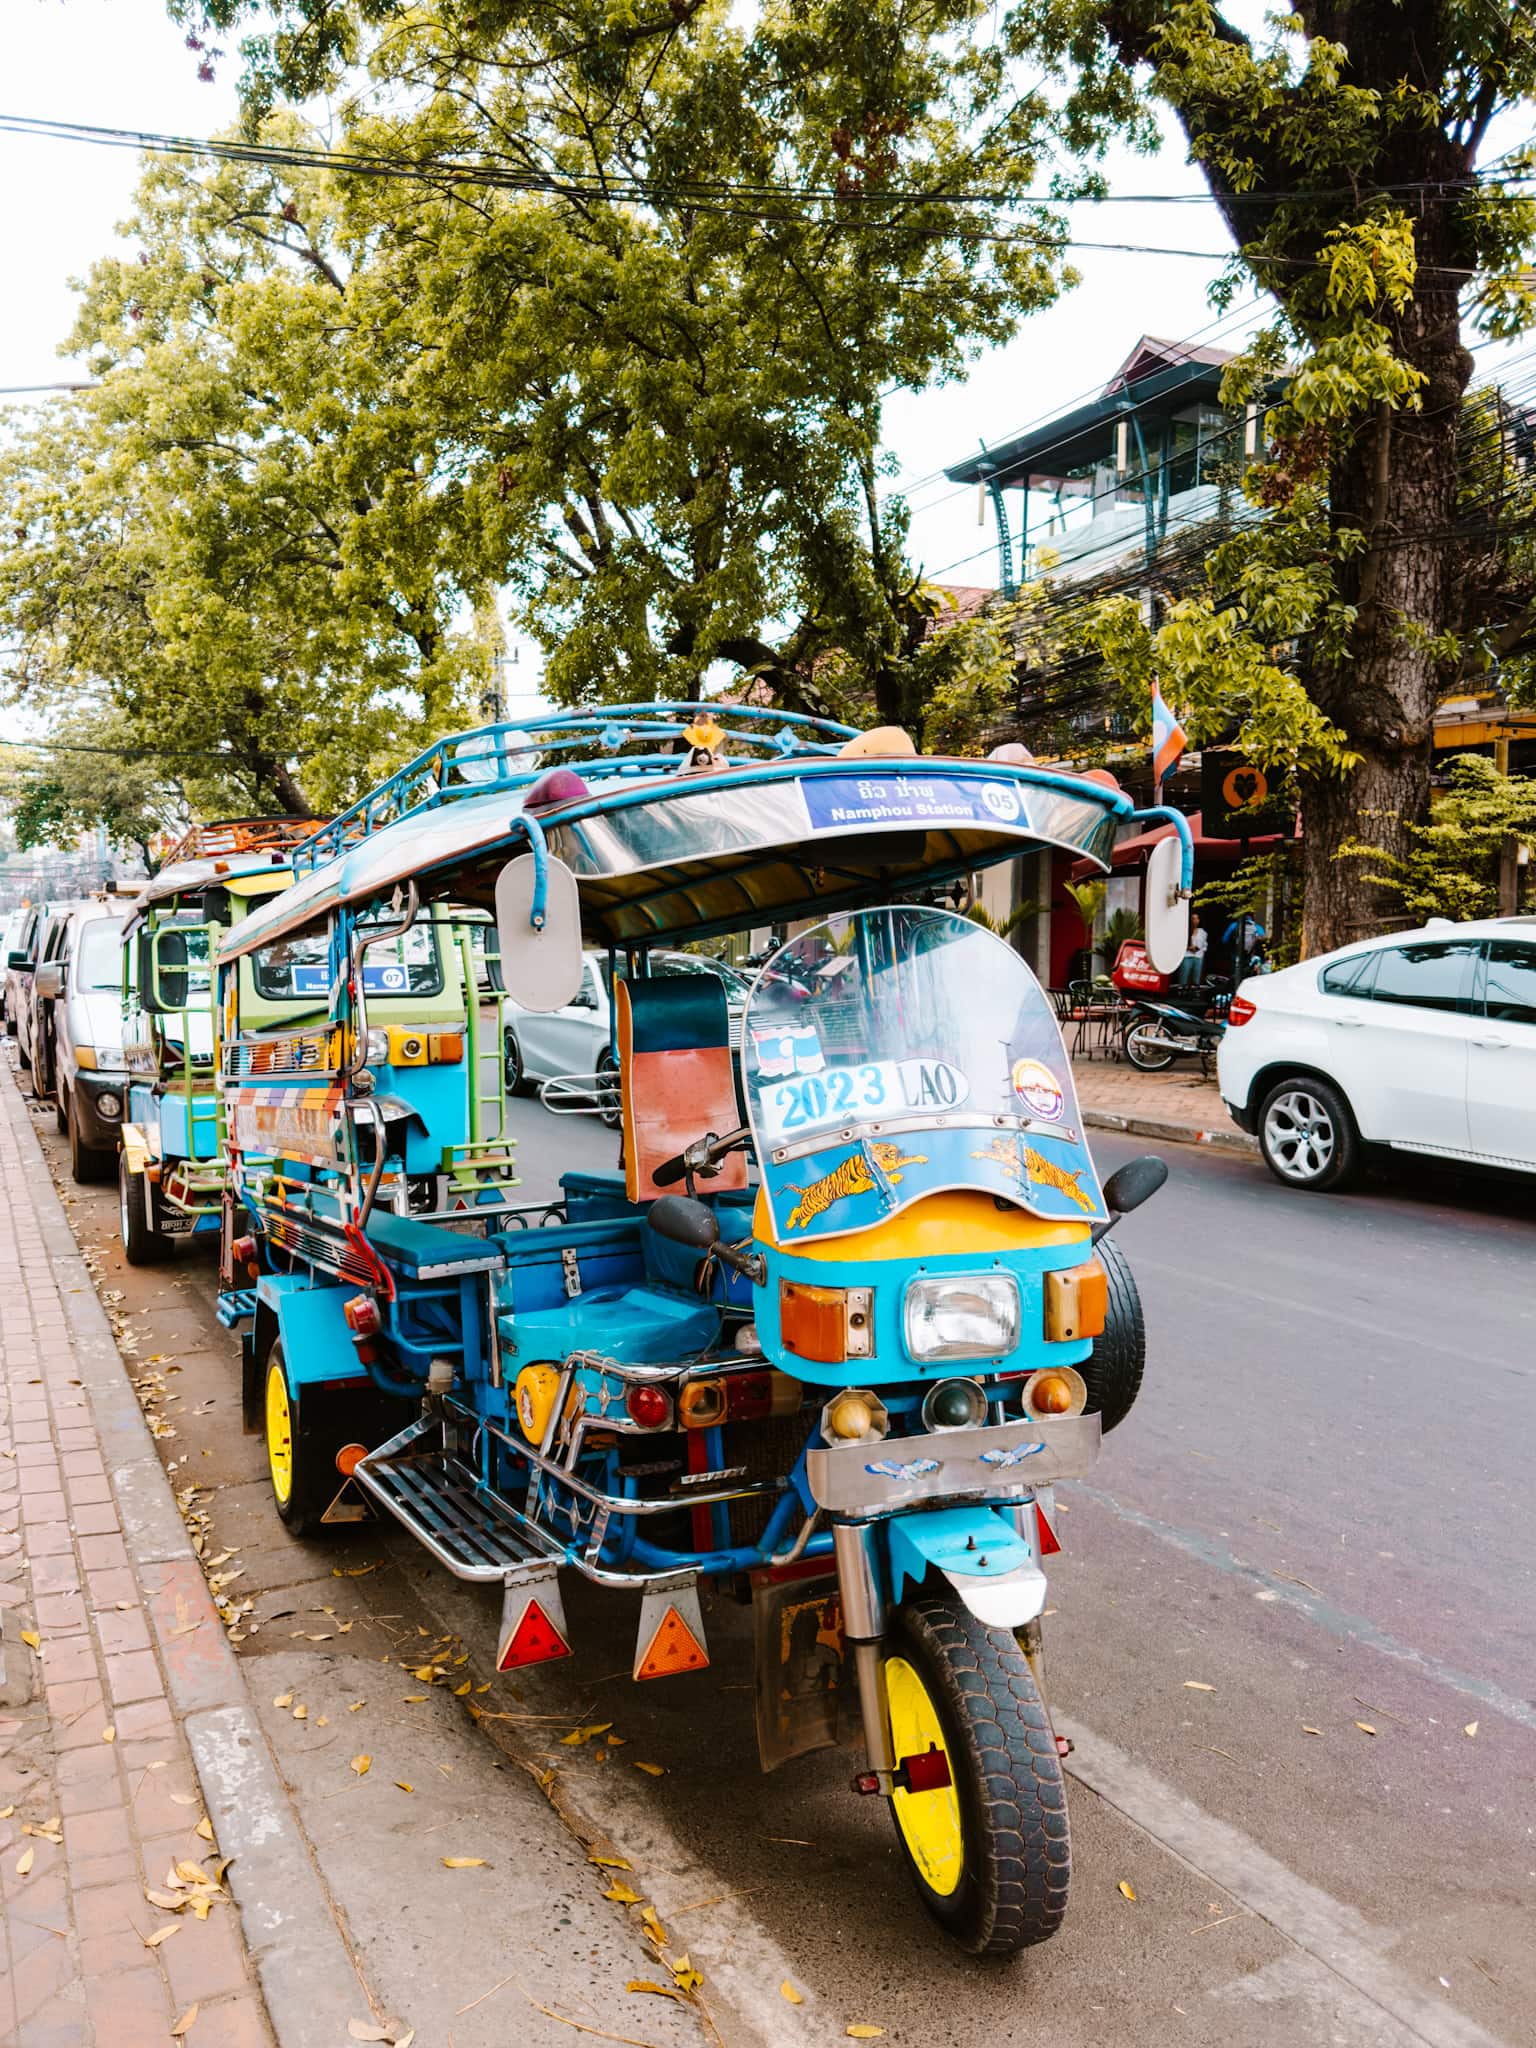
[498,1598,572,1671]
[635,1603,709,1681]
[1036,1502,1061,1556]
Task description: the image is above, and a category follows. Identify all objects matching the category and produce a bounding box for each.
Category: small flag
[1151,681,1186,783]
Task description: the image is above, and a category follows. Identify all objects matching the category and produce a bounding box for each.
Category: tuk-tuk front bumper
[805,1412,1100,1519]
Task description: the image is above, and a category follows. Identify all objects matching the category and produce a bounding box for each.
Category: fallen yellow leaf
[589,1855,632,1870]
[395,1782,414,1794]
[0,1805,12,1819]
[195,1817,215,1842]
[1118,1880,1137,1901]
[442,1857,487,1869]
[146,1888,185,1911]
[144,1925,181,1948]
[350,1755,372,1777]
[1302,1725,1323,1736]
[347,2023,393,2043]
[20,1630,40,1652]
[604,1881,641,1905]
[781,1981,804,2005]
[101,1726,116,1744]
[1355,1722,1377,1737]
[641,1904,668,1947]
[671,1957,703,1993]
[846,2029,886,2040]
[633,1761,666,1777]
[273,1694,293,1709]
[627,1982,680,1999]
[1463,1721,1479,1739]
[293,1704,308,1720]
[453,1679,472,1697]
[560,1722,614,1746]
[349,1702,366,1712]
[1183,1681,1215,1693]
[16,1846,35,1877]
[176,1861,211,1885]
[170,2005,199,2037]
[606,1732,627,1746]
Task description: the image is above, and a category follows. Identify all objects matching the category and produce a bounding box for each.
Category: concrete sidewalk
[0,1069,371,2047]
[1071,1055,1258,1155]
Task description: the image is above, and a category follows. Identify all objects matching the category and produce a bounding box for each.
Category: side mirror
[1143,833,1191,975]
[1102,1155,1168,1216]
[494,852,584,1013]
[7,949,33,972]
[34,962,65,1001]
[646,1195,721,1251]
[149,928,190,1013]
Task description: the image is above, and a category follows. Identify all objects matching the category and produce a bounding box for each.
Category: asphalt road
[22,1076,1536,2048]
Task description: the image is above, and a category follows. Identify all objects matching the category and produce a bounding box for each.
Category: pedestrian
[1174,911,1207,987]
[1224,912,1266,979]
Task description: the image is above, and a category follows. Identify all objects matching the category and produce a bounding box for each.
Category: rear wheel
[1123,1020,1175,1071]
[882,1596,1069,1956]
[1082,1235,1145,1433]
[120,1153,168,1266]
[264,1341,362,1538]
[1258,1076,1359,1192]
[504,1030,526,1094]
[55,1086,69,1135]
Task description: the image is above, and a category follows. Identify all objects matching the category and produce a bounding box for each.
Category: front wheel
[68,1097,112,1184]
[882,1596,1069,1956]
[1123,1020,1175,1071]
[596,1049,621,1130]
[1258,1075,1359,1192]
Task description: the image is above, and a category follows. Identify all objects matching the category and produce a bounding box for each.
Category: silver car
[503,949,750,1127]
[33,905,129,1182]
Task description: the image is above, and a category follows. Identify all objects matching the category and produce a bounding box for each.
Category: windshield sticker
[801,774,1028,833]
[1010,1058,1064,1122]
[970,1134,1097,1216]
[785,1142,928,1232]
[761,1057,969,1141]
[752,1026,825,1079]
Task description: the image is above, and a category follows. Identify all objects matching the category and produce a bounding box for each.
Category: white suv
[1217,918,1536,1191]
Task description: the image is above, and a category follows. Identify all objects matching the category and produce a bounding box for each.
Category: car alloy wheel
[1262,1087,1336,1183]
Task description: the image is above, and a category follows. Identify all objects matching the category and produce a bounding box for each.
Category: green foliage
[1101,905,1143,954]
[0,711,190,873]
[1341,753,1536,923]
[965,896,1046,937]
[1063,878,1106,934]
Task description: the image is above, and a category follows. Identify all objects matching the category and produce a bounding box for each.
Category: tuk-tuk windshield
[745,908,1106,1241]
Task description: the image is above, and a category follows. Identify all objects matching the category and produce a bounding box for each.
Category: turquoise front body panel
[257,1276,361,1390]
[886,1506,1036,1603]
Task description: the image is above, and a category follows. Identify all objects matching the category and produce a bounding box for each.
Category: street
[20,1074,1535,2048]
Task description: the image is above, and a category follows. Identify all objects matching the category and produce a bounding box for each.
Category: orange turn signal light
[1019,1364,1088,1419]
[1043,1259,1108,1342]
[429,1030,464,1063]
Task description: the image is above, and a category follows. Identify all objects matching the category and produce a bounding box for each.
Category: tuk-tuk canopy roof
[124,848,305,941]
[221,707,1134,960]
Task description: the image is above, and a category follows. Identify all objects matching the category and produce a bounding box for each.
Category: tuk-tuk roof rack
[290,704,859,876]
[162,816,326,866]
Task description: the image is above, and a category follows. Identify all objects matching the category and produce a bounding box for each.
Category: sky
[1,0,1519,696]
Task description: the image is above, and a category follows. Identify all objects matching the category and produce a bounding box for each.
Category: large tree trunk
[1297,280,1474,956]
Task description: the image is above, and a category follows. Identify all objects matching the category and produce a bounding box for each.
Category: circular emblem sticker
[981,783,1022,823]
[1011,1057,1064,1122]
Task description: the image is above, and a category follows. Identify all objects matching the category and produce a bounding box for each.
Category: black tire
[55,1085,69,1136]
[596,1049,621,1129]
[1257,1075,1360,1193]
[504,1030,527,1094]
[68,1098,112,1184]
[263,1340,347,1537]
[16,1037,29,1068]
[120,1153,168,1267]
[1082,1235,1145,1433]
[1123,1020,1175,1071]
[882,1596,1069,1956]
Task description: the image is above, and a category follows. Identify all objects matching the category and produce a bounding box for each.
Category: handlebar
[652,1124,750,1188]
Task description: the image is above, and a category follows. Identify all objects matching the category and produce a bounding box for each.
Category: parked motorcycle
[1122,983,1230,1073]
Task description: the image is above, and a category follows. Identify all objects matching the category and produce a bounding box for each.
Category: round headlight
[922,1378,988,1431]
[96,1092,122,1119]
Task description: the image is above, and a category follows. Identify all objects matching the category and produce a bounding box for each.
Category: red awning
[1072,810,1287,877]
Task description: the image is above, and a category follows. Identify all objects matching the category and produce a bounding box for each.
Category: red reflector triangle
[498,1598,571,1671]
[635,1604,709,1680]
[1036,1503,1062,1556]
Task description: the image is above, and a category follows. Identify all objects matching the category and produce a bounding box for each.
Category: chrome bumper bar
[805,1413,1100,1517]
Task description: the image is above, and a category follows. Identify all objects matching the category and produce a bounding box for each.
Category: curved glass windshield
[745,908,1104,1241]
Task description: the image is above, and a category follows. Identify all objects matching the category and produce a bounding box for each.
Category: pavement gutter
[1081,1105,1258,1156]
[9,1080,378,2048]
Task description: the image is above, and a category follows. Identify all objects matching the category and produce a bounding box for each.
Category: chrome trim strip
[807,1413,1100,1516]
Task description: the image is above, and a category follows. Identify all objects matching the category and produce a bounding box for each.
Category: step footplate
[216,1288,257,1329]
[355,1417,565,1583]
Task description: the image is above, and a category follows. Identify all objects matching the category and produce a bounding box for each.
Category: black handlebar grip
[651,1152,689,1188]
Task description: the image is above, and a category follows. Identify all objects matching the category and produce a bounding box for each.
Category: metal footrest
[355,1419,564,1583]
[215,1289,257,1329]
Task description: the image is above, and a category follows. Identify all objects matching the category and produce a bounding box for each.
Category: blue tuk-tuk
[119,818,323,1264]
[214,706,1190,1955]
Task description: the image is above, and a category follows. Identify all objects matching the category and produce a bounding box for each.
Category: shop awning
[1071,810,1288,877]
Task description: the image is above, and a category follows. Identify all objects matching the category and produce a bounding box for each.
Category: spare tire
[1081,1237,1145,1433]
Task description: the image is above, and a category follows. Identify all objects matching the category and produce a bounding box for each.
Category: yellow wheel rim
[885,1654,964,1897]
[266,1361,294,1506]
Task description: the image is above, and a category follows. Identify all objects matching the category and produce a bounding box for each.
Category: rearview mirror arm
[1125,805,1195,896]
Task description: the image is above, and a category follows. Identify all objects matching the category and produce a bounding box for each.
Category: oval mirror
[494,853,584,1012]
[1143,832,1191,975]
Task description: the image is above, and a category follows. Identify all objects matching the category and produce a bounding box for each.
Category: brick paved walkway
[1071,1053,1239,1137]
[0,1084,272,2045]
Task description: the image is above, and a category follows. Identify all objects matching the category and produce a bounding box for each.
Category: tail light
[231,1235,257,1264]
[1228,995,1257,1025]
[343,1294,381,1338]
[678,1370,801,1429]
[625,1384,672,1429]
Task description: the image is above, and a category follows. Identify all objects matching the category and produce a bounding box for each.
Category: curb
[8,1077,374,2048]
[1081,1105,1259,1156]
